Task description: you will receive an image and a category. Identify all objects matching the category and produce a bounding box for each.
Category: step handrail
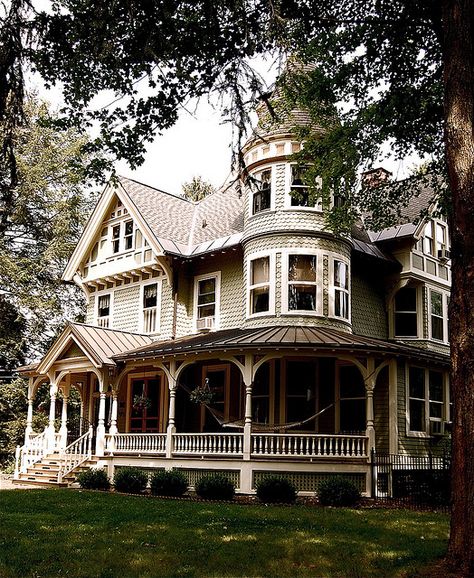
[14,431,49,478]
[58,426,94,483]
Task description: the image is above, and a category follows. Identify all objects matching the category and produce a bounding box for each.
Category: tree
[0,0,473,573]
[182,176,215,202]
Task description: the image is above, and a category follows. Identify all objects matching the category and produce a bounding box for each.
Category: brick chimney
[361,167,392,188]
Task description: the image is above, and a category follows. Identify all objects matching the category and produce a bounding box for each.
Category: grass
[0,489,449,578]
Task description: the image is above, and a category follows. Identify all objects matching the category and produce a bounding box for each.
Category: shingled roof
[118,176,244,257]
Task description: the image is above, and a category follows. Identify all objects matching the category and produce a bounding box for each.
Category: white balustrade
[173,433,244,456]
[251,434,368,458]
[58,427,93,482]
[15,431,49,476]
[106,433,167,455]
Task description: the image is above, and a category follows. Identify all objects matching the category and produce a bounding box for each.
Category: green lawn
[0,490,448,578]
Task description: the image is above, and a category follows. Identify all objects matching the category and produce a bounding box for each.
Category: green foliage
[255,476,297,504]
[181,176,215,202]
[113,467,148,494]
[317,477,361,507]
[149,469,188,497]
[195,474,235,501]
[76,468,110,491]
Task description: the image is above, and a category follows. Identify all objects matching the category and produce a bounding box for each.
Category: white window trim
[328,255,351,322]
[95,291,114,328]
[389,285,423,340]
[246,251,276,318]
[284,163,323,212]
[428,287,450,344]
[281,249,323,316]
[406,365,448,437]
[193,271,221,332]
[139,279,162,334]
[248,166,276,217]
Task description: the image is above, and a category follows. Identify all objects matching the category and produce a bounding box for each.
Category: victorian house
[15,97,451,496]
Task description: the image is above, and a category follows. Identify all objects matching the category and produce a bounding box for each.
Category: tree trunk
[442,1,474,575]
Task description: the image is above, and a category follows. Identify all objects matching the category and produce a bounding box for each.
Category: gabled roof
[31,323,154,374]
[120,176,244,255]
[112,325,449,364]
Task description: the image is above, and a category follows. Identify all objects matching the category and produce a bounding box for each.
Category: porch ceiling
[112,325,449,364]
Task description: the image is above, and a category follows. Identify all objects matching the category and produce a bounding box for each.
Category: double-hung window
[97,294,111,328]
[194,273,220,330]
[430,289,448,342]
[333,260,349,319]
[252,169,271,214]
[142,283,159,333]
[249,256,271,315]
[394,287,418,337]
[111,220,134,254]
[287,254,317,312]
[408,367,445,435]
[288,164,322,210]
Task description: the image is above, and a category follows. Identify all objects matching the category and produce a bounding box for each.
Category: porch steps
[13,454,99,487]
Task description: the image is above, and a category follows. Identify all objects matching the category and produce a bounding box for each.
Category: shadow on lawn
[0,490,449,578]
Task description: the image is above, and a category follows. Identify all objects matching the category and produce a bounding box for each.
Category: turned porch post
[166,361,177,459]
[46,382,58,451]
[24,398,34,444]
[364,358,376,454]
[243,354,254,461]
[95,391,107,457]
[107,389,119,454]
[59,380,70,450]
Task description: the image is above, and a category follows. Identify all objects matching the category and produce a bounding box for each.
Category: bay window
[333,260,349,319]
[394,287,418,337]
[430,289,449,342]
[249,256,272,315]
[408,367,446,435]
[287,254,317,312]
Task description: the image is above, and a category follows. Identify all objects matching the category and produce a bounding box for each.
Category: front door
[130,376,162,432]
[200,365,229,432]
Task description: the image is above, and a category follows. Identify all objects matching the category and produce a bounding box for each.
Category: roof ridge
[118,175,192,204]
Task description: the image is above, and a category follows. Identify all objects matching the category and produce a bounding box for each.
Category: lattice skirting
[178,468,241,489]
[252,471,366,493]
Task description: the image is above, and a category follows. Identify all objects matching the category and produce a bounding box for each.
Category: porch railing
[14,431,49,477]
[106,433,167,455]
[251,433,368,458]
[173,433,244,456]
[99,432,367,460]
[58,426,93,483]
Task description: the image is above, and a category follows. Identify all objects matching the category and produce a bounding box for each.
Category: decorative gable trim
[62,179,167,283]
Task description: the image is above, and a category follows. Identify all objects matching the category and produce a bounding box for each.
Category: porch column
[95,391,107,457]
[24,398,34,444]
[107,389,119,454]
[166,362,177,459]
[59,392,69,450]
[365,358,376,454]
[46,383,58,451]
[242,354,254,462]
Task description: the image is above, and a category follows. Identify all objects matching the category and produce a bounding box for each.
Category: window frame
[281,249,323,316]
[390,285,422,340]
[193,271,221,331]
[139,280,162,334]
[329,257,351,321]
[429,288,449,344]
[284,163,323,211]
[95,291,113,328]
[246,251,276,318]
[249,167,274,216]
[406,365,449,437]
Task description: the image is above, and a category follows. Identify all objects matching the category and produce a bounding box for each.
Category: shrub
[255,476,297,504]
[195,474,235,500]
[150,469,188,497]
[76,468,110,491]
[113,467,148,494]
[317,477,361,507]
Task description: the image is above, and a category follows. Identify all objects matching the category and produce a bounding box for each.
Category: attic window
[112,225,120,253]
[124,220,133,250]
